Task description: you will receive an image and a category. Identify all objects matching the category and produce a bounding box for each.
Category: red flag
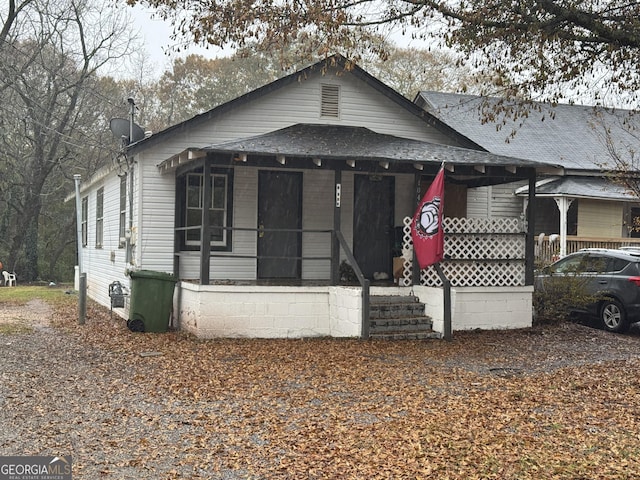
[411,167,445,269]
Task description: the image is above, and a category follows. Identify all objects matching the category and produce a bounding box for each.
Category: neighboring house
[76,55,552,338]
[416,92,640,259]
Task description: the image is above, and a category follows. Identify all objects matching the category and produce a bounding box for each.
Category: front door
[353,175,394,279]
[258,171,302,279]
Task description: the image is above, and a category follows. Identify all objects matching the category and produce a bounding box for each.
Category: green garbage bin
[127,270,177,333]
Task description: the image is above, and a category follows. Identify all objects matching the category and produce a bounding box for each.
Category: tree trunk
[8,188,42,281]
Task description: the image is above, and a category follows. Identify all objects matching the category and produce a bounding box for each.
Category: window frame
[178,167,233,252]
[81,196,88,247]
[119,175,127,248]
[95,187,104,249]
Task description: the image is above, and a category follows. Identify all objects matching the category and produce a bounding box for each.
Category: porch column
[200,159,212,285]
[412,172,421,285]
[525,169,536,286]
[554,196,574,258]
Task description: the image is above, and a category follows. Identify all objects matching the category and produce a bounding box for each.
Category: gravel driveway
[1,297,640,479]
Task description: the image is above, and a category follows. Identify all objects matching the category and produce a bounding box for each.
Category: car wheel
[600,299,629,333]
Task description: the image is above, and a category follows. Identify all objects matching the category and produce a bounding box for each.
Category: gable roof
[416,91,640,172]
[128,55,479,155]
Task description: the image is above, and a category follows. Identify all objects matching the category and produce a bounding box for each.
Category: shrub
[533,272,600,326]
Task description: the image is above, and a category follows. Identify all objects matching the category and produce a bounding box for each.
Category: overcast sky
[129,4,236,74]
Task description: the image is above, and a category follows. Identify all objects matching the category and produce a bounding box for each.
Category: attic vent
[321,84,340,118]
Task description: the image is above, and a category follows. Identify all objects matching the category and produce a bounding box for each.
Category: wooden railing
[536,236,640,266]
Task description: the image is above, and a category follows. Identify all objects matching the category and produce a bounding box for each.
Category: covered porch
[517,176,640,265]
[159,124,554,338]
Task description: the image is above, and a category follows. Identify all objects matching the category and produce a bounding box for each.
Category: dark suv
[535,248,640,333]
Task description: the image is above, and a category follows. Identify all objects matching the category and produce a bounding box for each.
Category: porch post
[412,172,421,285]
[554,196,574,258]
[331,168,342,284]
[525,169,536,285]
[200,159,212,285]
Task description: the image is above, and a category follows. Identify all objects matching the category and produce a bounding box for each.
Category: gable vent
[321,84,340,118]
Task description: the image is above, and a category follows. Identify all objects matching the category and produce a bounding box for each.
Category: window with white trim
[185,172,231,248]
[119,175,127,248]
[81,196,88,247]
[95,187,104,248]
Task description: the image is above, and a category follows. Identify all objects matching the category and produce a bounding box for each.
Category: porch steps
[369,295,440,340]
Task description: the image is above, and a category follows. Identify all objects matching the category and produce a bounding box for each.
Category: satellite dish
[109,118,146,144]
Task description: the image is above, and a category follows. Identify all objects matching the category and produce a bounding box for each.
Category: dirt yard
[1,292,640,479]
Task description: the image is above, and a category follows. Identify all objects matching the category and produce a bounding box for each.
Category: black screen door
[353,175,394,279]
[258,171,302,279]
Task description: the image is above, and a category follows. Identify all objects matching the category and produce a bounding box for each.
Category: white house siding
[302,169,334,279]
[140,65,458,168]
[339,172,355,261]
[489,181,524,218]
[135,150,176,274]
[467,186,491,217]
[577,199,624,237]
[467,181,525,218]
[81,173,131,311]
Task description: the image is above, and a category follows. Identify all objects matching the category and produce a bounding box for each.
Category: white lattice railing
[399,216,527,287]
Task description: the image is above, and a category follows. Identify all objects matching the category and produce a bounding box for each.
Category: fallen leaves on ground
[2,293,640,479]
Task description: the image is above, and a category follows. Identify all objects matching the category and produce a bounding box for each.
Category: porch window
[95,187,104,248]
[119,175,127,248]
[183,170,232,249]
[81,196,88,247]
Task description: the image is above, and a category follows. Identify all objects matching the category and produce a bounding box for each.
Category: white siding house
[77,55,549,338]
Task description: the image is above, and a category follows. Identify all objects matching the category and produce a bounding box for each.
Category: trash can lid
[129,269,177,282]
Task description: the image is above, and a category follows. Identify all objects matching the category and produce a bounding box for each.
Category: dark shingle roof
[417,91,640,171]
[202,124,556,168]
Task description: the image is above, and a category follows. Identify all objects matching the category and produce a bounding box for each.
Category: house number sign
[335,183,341,207]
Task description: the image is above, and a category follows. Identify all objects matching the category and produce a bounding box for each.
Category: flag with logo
[411,166,445,269]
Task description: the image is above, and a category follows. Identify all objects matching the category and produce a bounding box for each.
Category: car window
[581,255,609,273]
[608,258,630,273]
[550,254,585,273]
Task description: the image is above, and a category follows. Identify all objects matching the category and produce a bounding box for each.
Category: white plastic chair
[2,271,16,286]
